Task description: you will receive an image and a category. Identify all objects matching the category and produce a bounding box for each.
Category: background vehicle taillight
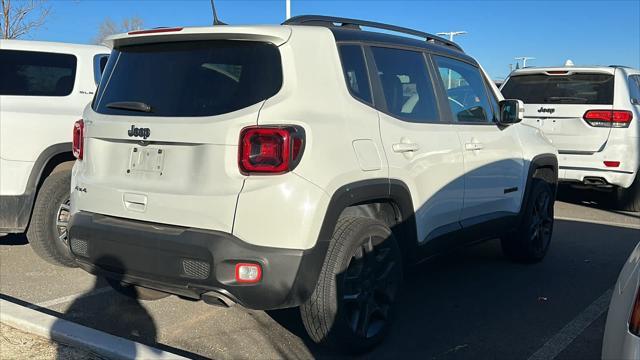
[583,110,633,128]
[629,287,640,336]
[72,119,84,160]
[239,126,305,174]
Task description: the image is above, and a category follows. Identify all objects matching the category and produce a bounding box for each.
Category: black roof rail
[282,15,463,52]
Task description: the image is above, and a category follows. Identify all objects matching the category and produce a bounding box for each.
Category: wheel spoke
[356,300,371,337]
[343,291,362,303]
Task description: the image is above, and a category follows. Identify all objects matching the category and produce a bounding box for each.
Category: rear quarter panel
[233,27,388,250]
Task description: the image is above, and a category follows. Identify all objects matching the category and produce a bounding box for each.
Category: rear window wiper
[106,101,153,113]
[544,96,588,103]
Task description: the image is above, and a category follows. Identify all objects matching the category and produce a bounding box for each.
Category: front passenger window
[434,56,494,123]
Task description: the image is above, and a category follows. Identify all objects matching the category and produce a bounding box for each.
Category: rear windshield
[501,73,614,105]
[94,40,282,117]
[0,50,77,96]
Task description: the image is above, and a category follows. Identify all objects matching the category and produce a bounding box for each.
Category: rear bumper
[68,211,329,310]
[559,166,636,188]
[558,142,638,188]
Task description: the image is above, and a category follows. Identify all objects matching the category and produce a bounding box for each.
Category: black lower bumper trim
[0,194,34,233]
[68,212,329,310]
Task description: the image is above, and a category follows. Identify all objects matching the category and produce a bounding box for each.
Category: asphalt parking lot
[1,188,639,360]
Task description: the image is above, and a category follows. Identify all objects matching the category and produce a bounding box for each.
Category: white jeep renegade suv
[68,16,558,352]
[501,66,640,211]
[0,40,109,265]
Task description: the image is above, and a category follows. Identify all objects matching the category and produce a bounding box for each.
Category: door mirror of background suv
[498,99,524,125]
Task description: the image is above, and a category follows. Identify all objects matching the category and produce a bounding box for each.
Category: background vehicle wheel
[300,217,403,353]
[106,278,170,301]
[27,170,77,268]
[614,174,640,212]
[502,179,555,263]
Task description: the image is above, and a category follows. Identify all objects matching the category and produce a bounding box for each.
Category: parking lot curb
[0,298,187,360]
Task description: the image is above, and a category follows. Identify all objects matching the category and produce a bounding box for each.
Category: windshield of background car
[93,40,283,117]
[501,73,614,105]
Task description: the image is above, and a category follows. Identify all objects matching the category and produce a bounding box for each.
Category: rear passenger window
[338,45,372,104]
[93,54,109,85]
[371,47,439,123]
[434,56,494,123]
[629,75,640,105]
[0,50,77,96]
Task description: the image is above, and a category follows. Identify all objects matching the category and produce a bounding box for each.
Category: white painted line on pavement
[29,287,112,309]
[1,298,187,359]
[527,288,613,360]
[555,216,640,230]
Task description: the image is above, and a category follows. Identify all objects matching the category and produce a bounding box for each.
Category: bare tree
[93,16,143,45]
[1,0,51,39]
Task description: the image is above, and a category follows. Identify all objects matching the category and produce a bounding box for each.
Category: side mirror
[498,99,524,125]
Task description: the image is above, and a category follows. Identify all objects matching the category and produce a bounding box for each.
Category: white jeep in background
[67,16,558,352]
[501,66,640,211]
[0,40,109,266]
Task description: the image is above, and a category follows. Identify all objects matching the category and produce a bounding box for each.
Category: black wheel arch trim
[520,153,558,218]
[5,142,74,232]
[289,178,417,305]
[26,142,74,193]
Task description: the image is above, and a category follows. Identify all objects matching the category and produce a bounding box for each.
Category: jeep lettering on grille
[128,125,151,139]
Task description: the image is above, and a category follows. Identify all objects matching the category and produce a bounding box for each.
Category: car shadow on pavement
[267,219,639,359]
[50,256,160,359]
[557,185,640,219]
[0,234,29,246]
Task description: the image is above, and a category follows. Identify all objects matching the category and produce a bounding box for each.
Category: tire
[106,278,170,301]
[300,217,403,353]
[614,174,640,212]
[501,179,555,263]
[26,170,77,268]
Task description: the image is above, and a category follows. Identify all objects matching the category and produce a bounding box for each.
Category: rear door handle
[392,143,420,153]
[465,142,484,151]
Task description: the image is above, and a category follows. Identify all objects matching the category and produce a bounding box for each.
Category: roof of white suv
[0,39,108,54]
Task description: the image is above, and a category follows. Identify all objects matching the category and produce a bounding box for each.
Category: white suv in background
[501,66,640,211]
[67,16,558,352]
[0,40,109,265]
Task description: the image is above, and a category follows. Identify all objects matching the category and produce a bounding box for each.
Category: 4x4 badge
[128,125,151,139]
[537,107,555,114]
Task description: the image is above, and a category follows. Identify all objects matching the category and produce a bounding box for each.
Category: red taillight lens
[238,126,305,174]
[72,119,84,159]
[604,161,620,168]
[583,110,633,128]
[630,288,640,335]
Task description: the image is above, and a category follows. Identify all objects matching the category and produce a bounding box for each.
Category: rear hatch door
[502,70,615,153]
[76,37,284,232]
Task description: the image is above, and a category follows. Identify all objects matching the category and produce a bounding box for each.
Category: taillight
[583,110,633,128]
[72,119,84,160]
[630,287,640,336]
[238,126,305,174]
